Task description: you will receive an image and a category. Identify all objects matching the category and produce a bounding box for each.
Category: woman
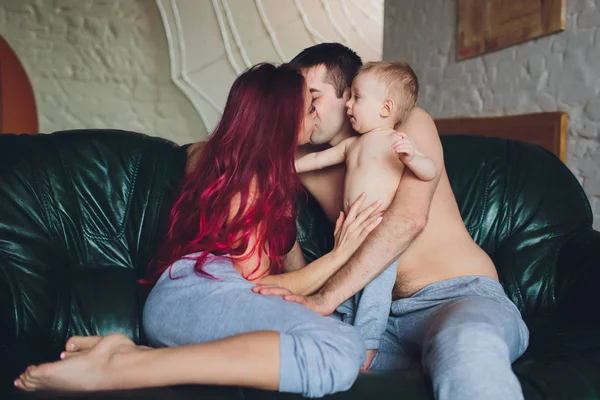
[14,63,383,397]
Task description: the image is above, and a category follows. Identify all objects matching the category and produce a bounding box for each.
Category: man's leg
[420,280,529,400]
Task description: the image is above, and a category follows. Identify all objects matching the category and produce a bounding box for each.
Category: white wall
[157,0,385,132]
[0,0,384,143]
[0,0,203,145]
[384,0,600,230]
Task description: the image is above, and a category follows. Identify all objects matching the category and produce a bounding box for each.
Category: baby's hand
[361,349,378,372]
[391,131,415,163]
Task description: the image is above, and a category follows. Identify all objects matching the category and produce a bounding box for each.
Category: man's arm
[308,108,444,313]
[295,138,353,173]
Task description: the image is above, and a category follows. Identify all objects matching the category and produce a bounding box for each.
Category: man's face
[297,83,316,145]
[303,65,351,146]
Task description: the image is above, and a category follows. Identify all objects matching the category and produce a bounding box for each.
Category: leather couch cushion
[0,130,186,348]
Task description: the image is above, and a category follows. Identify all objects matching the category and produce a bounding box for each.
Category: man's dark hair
[289,43,362,98]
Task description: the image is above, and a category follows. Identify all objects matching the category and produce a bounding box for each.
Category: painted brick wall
[384,0,600,229]
[0,0,205,144]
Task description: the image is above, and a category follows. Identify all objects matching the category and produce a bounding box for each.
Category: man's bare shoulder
[406,107,435,123]
[396,107,439,138]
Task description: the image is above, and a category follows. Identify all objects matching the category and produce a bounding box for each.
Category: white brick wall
[384,0,600,230]
[0,0,205,144]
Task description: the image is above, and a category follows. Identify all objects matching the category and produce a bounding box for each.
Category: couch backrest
[442,135,592,315]
[0,130,185,347]
[1,130,594,348]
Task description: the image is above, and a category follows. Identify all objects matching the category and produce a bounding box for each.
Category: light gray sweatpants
[367,275,530,400]
[142,253,366,398]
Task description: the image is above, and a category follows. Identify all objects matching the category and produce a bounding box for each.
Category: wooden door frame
[0,35,38,134]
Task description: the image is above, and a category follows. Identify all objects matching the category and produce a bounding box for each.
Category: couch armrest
[555,229,600,315]
[0,266,14,346]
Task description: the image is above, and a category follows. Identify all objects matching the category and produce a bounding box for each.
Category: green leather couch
[1,129,599,399]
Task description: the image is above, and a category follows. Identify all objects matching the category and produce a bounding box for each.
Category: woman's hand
[251,193,383,300]
[331,193,384,263]
[251,284,294,297]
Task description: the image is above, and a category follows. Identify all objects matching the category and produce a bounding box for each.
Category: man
[263,43,529,400]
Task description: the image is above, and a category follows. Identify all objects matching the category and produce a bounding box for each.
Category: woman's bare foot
[65,336,103,352]
[14,334,148,392]
[58,336,103,360]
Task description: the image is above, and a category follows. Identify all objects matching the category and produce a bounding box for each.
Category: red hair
[146,63,305,283]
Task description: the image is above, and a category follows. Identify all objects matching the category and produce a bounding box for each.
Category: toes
[15,377,35,391]
[25,364,41,379]
[65,336,102,352]
[20,375,35,390]
[18,367,40,391]
[60,350,88,359]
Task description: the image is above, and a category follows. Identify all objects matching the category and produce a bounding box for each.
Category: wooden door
[0,35,38,134]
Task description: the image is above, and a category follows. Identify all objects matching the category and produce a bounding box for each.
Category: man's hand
[283,293,336,316]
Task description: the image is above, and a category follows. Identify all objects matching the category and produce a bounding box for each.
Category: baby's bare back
[343,131,404,214]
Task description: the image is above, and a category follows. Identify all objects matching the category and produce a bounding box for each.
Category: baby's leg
[351,259,399,350]
[329,296,356,324]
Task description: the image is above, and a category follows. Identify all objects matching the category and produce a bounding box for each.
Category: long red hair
[146,63,305,283]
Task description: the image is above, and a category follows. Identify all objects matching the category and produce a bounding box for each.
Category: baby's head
[345,61,419,134]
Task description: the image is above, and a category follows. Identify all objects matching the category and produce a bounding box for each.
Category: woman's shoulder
[185,141,208,175]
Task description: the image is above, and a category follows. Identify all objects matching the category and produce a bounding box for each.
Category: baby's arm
[295,138,355,173]
[406,151,436,181]
[392,132,436,181]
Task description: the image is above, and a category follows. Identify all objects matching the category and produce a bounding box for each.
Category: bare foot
[59,336,152,360]
[14,334,147,392]
[59,350,87,360]
[59,336,104,360]
[65,336,103,353]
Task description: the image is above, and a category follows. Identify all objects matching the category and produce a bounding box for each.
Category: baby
[295,61,436,370]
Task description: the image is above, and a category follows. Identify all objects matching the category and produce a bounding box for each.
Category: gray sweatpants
[142,253,366,398]
[333,258,399,350]
[368,275,530,400]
